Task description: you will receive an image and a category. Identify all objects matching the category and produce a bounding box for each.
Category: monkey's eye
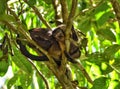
[59,35,63,38]
[58,33,63,37]
[56,33,64,39]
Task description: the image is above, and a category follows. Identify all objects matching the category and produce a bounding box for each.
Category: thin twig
[75,62,93,84]
[23,0,52,30]
[7,7,20,21]
[74,0,104,19]
[27,59,50,89]
[89,0,93,6]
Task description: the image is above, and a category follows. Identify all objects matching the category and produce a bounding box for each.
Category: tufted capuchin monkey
[16,25,81,65]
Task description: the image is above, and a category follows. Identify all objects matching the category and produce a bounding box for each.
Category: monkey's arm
[64,51,77,63]
[16,39,49,61]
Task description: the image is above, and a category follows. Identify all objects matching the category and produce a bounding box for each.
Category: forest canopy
[0,0,120,89]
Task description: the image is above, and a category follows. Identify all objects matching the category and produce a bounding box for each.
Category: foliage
[0,0,120,89]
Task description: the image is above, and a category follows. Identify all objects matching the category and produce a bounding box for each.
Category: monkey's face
[52,29,65,42]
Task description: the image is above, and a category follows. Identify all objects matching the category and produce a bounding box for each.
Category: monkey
[29,27,64,61]
[29,28,53,50]
[16,25,91,85]
[31,25,81,62]
[16,25,81,65]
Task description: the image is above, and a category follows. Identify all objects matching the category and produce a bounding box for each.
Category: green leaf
[78,17,91,33]
[12,47,32,73]
[7,72,32,89]
[94,2,110,14]
[0,0,7,15]
[111,58,120,73]
[27,0,36,7]
[0,60,9,76]
[97,11,115,26]
[0,14,16,22]
[104,44,120,59]
[42,0,52,4]
[17,86,23,89]
[20,74,32,88]
[86,52,105,65]
[91,77,109,89]
[96,28,116,42]
[37,75,45,89]
[101,63,113,75]
[7,74,18,89]
[115,82,120,89]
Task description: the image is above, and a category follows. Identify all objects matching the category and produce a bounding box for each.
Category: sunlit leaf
[101,63,113,75]
[86,52,104,65]
[96,28,116,42]
[20,74,32,88]
[97,11,115,26]
[78,17,91,33]
[37,76,45,89]
[93,2,110,14]
[7,71,32,89]
[111,58,120,73]
[12,47,32,74]
[7,74,18,89]
[91,77,109,89]
[0,60,9,76]
[104,44,120,59]
[0,14,16,23]
[115,82,120,89]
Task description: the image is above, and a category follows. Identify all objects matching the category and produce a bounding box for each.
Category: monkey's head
[52,28,65,42]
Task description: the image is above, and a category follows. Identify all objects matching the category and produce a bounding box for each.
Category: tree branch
[52,0,62,25]
[74,0,104,19]
[60,0,69,24]
[65,0,78,53]
[7,7,20,21]
[60,0,78,85]
[23,0,52,30]
[46,63,75,89]
[111,0,120,26]
[75,62,93,84]
[27,59,50,89]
